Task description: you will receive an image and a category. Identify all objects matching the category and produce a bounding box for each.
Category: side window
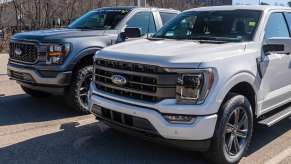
[126,12,156,35]
[265,13,289,39]
[160,12,178,25]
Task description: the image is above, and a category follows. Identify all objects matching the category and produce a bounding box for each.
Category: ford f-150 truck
[88,5,291,164]
[7,6,179,113]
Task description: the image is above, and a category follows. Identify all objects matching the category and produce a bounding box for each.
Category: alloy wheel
[224,107,249,157]
[78,73,92,109]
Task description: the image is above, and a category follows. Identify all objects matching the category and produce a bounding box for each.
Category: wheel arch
[71,47,102,75]
[217,72,258,116]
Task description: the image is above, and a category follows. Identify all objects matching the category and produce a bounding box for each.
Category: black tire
[65,65,93,113]
[204,93,253,164]
[21,85,50,97]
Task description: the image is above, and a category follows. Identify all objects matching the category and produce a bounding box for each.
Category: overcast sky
[233,0,290,5]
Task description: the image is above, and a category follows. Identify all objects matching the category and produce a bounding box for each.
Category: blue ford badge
[111,75,127,86]
[14,48,22,56]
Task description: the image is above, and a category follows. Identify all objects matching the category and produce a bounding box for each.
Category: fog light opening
[92,105,102,115]
[23,74,34,82]
[163,114,196,124]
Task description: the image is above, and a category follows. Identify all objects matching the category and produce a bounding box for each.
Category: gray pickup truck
[7,6,179,112]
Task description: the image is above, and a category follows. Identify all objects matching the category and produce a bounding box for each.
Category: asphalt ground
[0,53,290,164]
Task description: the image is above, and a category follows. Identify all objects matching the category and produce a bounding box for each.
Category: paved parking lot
[0,53,290,164]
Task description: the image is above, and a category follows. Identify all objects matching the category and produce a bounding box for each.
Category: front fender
[216,71,259,109]
[67,47,102,70]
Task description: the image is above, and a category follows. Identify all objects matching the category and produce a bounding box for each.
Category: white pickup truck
[88,5,291,164]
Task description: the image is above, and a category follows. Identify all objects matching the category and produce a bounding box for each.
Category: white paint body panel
[89,5,291,140]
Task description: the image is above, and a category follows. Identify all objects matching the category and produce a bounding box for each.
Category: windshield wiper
[72,26,103,30]
[198,40,229,44]
[147,37,165,41]
[190,36,242,43]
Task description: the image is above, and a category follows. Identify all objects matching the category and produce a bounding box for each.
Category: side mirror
[263,37,291,55]
[124,27,142,38]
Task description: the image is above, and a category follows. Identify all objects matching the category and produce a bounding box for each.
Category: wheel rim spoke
[238,113,247,128]
[80,93,87,97]
[226,123,234,134]
[80,87,87,91]
[78,74,92,107]
[236,129,248,138]
[233,136,240,153]
[234,109,240,125]
[227,134,235,153]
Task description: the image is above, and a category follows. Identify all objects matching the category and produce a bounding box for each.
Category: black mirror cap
[124,27,142,38]
[263,44,285,54]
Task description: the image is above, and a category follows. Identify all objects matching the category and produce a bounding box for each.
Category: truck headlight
[46,43,71,64]
[176,68,214,104]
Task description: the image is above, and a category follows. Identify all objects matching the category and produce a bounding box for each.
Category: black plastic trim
[103,118,211,152]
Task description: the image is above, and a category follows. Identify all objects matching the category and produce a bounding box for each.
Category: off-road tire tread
[65,65,93,114]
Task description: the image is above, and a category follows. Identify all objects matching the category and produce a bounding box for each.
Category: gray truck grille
[9,42,38,64]
[94,59,176,103]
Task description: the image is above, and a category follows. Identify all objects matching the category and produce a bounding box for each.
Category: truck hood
[98,39,246,68]
[11,28,117,42]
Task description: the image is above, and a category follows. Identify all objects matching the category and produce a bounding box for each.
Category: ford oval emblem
[111,75,127,86]
[14,48,22,56]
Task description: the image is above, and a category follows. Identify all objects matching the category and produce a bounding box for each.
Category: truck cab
[7,6,179,112]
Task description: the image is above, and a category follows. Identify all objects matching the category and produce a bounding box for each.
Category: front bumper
[7,63,72,94]
[89,83,217,141]
[104,118,211,152]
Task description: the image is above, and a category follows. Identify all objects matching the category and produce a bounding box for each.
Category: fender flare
[69,47,103,70]
[216,71,258,108]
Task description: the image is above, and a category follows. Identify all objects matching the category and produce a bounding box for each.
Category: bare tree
[2,0,207,52]
[0,0,5,28]
[0,0,9,52]
[12,0,21,30]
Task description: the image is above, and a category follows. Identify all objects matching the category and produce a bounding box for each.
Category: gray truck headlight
[46,43,71,64]
[176,68,214,104]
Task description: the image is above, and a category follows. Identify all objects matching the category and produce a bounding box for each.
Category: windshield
[153,10,262,42]
[68,9,130,30]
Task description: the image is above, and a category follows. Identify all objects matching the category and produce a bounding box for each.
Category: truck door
[260,12,291,113]
[119,11,157,42]
[126,11,157,36]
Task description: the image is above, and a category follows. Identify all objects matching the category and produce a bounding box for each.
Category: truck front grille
[94,59,176,103]
[9,42,38,64]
